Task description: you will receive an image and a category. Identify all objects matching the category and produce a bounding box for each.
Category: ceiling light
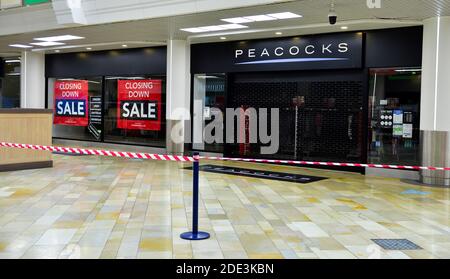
[275,32,283,35]
[122,44,128,47]
[5,59,21,63]
[243,15,277,22]
[31,41,66,47]
[180,27,205,33]
[180,24,248,33]
[218,24,248,30]
[86,47,92,50]
[220,37,227,40]
[9,44,33,49]
[198,26,225,32]
[54,50,60,53]
[395,69,422,72]
[340,26,349,30]
[221,17,254,24]
[267,12,302,19]
[34,35,85,42]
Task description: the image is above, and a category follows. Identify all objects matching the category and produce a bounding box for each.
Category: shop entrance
[225,70,366,164]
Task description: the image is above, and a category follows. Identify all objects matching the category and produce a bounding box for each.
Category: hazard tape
[200,156,450,171]
[0,142,195,162]
[2,141,450,171]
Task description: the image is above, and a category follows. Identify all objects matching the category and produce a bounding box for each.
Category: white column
[166,39,191,154]
[419,17,450,186]
[420,17,450,132]
[20,51,45,109]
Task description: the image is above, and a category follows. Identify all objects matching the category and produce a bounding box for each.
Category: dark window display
[104,76,166,147]
[368,68,421,166]
[227,72,364,163]
[0,58,21,108]
[48,77,103,141]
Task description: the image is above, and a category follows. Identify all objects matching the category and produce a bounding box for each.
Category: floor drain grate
[371,239,423,250]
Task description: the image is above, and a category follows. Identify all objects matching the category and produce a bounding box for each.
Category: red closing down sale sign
[117,80,162,131]
[54,80,89,127]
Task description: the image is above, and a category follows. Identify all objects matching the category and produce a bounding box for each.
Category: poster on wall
[54,80,89,127]
[117,79,162,131]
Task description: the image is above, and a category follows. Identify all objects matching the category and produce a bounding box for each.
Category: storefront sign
[117,80,162,131]
[54,80,89,127]
[192,32,363,73]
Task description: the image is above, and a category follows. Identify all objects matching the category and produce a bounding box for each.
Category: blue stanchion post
[180,152,210,240]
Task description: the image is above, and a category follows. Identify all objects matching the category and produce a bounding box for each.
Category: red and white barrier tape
[2,142,450,171]
[200,156,450,171]
[0,142,195,162]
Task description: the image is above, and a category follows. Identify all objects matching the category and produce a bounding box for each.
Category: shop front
[191,27,423,171]
[45,47,167,148]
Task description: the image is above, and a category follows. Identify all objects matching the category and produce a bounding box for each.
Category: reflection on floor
[0,155,449,259]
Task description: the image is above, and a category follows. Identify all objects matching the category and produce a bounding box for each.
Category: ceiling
[1,0,450,56]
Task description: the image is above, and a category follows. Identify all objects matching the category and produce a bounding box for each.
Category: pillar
[419,17,450,186]
[166,39,191,154]
[20,51,45,109]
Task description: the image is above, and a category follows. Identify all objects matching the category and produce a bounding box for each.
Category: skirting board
[365,167,420,180]
[0,161,53,172]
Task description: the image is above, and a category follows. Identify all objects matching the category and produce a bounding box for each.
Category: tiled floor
[1,154,450,259]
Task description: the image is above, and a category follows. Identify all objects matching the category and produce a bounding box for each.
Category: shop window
[368,68,421,166]
[192,74,226,153]
[0,58,21,108]
[47,77,103,142]
[103,76,166,147]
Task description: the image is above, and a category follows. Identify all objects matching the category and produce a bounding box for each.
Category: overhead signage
[191,32,363,73]
[54,80,89,127]
[117,80,162,131]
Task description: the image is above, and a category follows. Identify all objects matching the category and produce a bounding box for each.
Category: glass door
[368,68,421,166]
[192,74,226,153]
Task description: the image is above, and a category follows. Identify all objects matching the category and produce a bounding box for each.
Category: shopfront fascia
[45,47,167,148]
[191,27,423,172]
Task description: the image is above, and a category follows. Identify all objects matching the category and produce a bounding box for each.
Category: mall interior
[0,0,450,259]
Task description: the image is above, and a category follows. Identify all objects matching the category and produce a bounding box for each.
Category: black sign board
[188,165,327,184]
[89,97,102,125]
[192,32,363,73]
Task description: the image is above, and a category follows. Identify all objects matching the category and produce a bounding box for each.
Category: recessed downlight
[341,26,349,30]
[122,44,128,47]
[275,32,283,35]
[54,50,60,53]
[220,37,227,40]
[86,47,92,50]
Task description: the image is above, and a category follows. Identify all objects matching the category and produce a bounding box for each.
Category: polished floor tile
[0,154,449,259]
